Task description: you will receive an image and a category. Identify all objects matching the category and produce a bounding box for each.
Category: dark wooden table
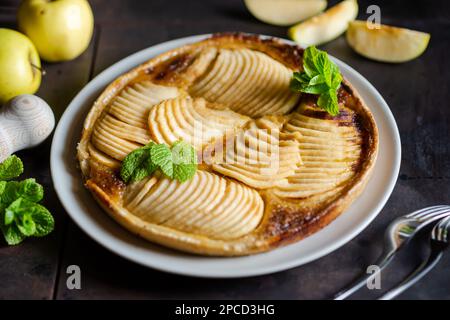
[0,0,449,300]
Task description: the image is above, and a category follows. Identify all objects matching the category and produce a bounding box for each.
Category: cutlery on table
[379,215,450,300]
[334,205,450,300]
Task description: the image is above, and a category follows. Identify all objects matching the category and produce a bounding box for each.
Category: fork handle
[378,248,443,300]
[334,251,395,300]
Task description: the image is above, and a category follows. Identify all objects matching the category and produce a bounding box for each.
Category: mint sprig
[0,155,24,180]
[120,143,157,183]
[0,155,54,245]
[171,141,198,183]
[120,140,198,184]
[291,46,343,116]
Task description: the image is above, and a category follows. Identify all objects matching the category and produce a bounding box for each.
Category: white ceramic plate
[50,34,401,278]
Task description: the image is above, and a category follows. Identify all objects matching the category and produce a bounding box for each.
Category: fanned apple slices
[90,82,179,166]
[148,97,249,149]
[274,103,363,198]
[123,171,264,240]
[78,34,378,256]
[210,117,302,189]
[189,48,300,117]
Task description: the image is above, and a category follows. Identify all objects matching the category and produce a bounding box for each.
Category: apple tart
[77,33,378,256]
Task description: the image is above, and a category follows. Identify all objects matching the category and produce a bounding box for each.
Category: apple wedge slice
[346,21,431,63]
[289,0,358,47]
[244,0,327,26]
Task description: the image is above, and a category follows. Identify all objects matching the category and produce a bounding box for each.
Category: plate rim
[50,34,401,278]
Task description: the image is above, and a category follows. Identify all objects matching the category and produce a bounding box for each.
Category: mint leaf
[317,90,339,116]
[302,46,319,77]
[316,51,332,85]
[173,163,197,183]
[18,179,44,202]
[30,204,54,237]
[172,141,197,183]
[0,155,55,245]
[120,141,198,184]
[0,179,43,205]
[0,181,6,197]
[5,198,54,238]
[1,181,20,205]
[150,143,173,178]
[0,155,24,180]
[16,213,36,237]
[1,224,25,245]
[120,148,148,183]
[309,74,325,86]
[291,46,342,116]
[4,207,14,225]
[299,83,330,95]
[332,71,343,90]
[5,197,32,220]
[120,143,156,183]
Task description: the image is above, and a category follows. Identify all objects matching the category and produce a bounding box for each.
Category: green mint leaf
[120,143,155,183]
[131,167,150,182]
[5,197,31,219]
[331,71,343,90]
[1,181,20,205]
[315,51,332,86]
[29,204,54,237]
[4,207,14,225]
[308,74,326,86]
[120,148,148,183]
[18,178,44,202]
[150,143,173,178]
[317,90,339,116]
[292,71,310,84]
[290,75,305,92]
[302,46,320,77]
[121,141,198,184]
[146,159,158,177]
[1,224,25,245]
[171,141,197,183]
[329,59,340,79]
[173,164,197,183]
[0,155,24,180]
[16,213,36,237]
[0,179,43,205]
[0,155,54,245]
[299,83,330,95]
[171,141,197,165]
[290,46,342,116]
[5,198,54,238]
[0,181,6,197]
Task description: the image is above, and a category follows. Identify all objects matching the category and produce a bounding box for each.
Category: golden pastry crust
[77,33,378,256]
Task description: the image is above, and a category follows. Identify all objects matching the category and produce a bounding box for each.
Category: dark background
[0,0,449,300]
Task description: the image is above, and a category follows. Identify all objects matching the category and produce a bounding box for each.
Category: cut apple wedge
[244,0,327,26]
[346,21,431,63]
[289,0,358,47]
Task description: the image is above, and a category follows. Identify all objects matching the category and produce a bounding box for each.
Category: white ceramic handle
[0,94,55,162]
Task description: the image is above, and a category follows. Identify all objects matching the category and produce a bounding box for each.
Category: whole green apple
[0,28,41,105]
[18,0,94,62]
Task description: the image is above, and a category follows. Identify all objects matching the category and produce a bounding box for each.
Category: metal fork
[334,205,450,300]
[379,215,450,300]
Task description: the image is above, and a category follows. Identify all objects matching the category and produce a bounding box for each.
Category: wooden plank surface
[0,0,449,300]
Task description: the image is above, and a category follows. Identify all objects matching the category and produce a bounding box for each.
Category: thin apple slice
[289,0,358,47]
[346,20,431,63]
[244,0,327,26]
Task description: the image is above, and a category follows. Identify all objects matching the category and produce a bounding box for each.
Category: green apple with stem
[18,0,94,62]
[0,28,42,105]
